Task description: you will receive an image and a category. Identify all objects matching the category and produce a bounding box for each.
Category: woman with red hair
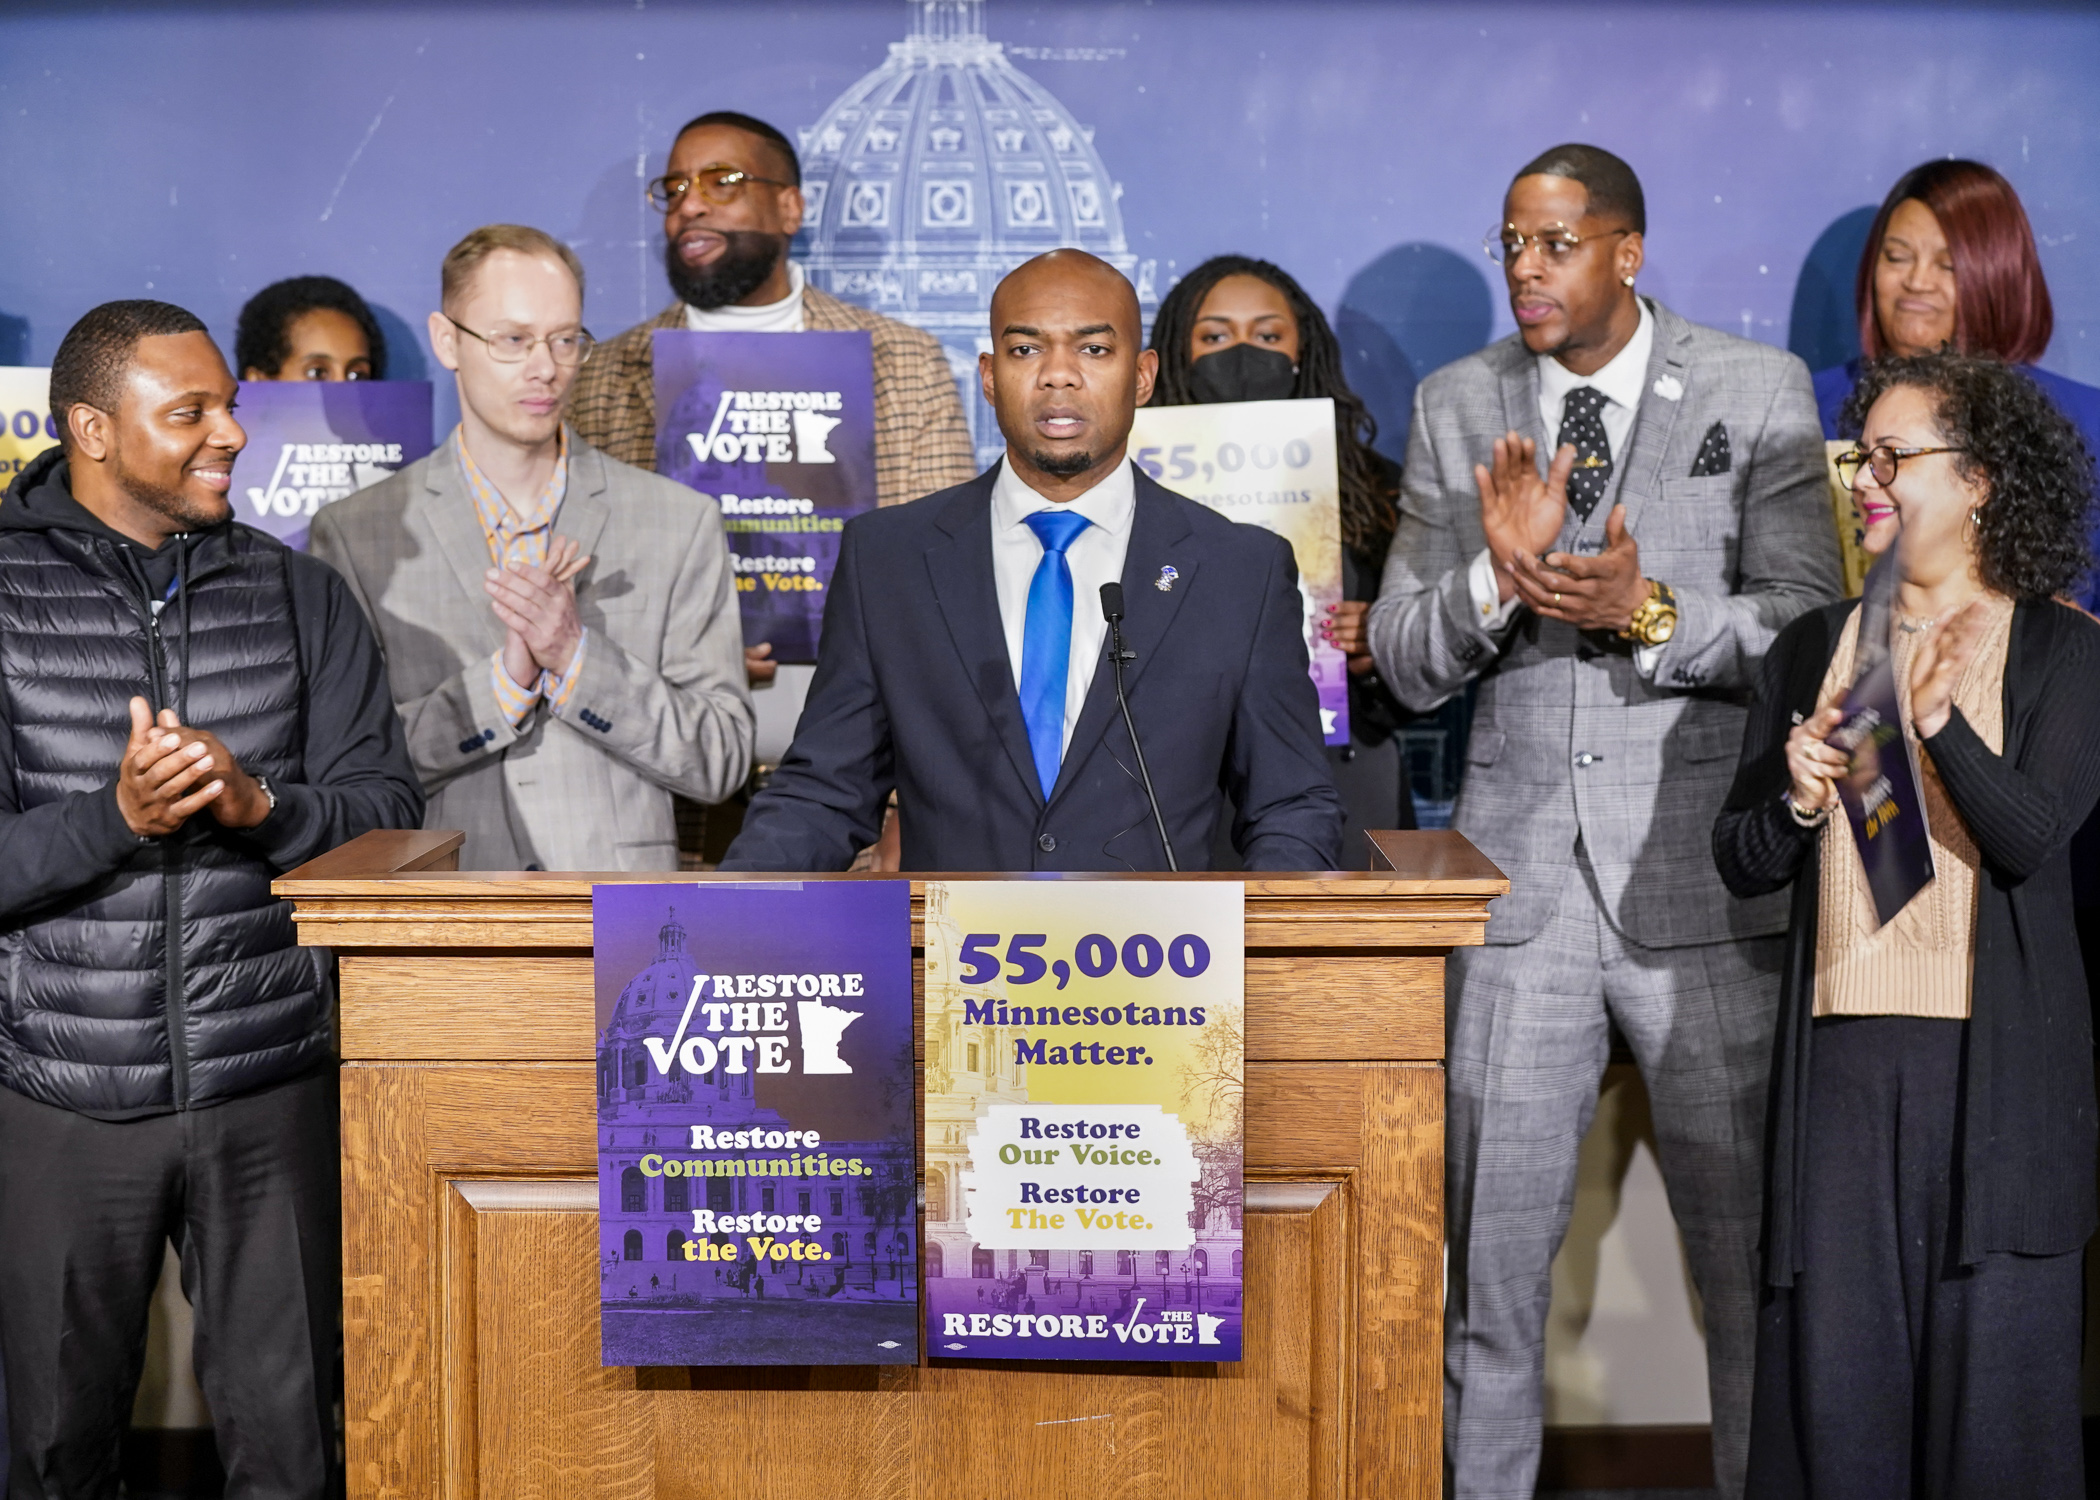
[1815,160,2100,599]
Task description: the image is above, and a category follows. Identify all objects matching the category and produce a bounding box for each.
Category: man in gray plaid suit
[313,224,753,871]
[1367,146,1841,1500]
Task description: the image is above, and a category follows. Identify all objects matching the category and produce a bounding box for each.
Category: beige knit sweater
[1812,595,2015,1019]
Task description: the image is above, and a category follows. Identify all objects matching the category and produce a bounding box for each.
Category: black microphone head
[1100,581,1125,622]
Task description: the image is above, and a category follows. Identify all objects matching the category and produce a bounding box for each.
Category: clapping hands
[1909,600,1988,739]
[1475,432,1649,631]
[486,534,591,689]
[1476,432,1572,605]
[116,698,272,836]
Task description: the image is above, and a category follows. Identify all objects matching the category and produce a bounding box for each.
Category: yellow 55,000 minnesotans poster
[922,880,1244,1362]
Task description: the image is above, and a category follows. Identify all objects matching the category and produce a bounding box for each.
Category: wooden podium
[277,830,1504,1499]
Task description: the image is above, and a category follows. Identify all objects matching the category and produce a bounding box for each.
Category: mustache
[664,230,788,311]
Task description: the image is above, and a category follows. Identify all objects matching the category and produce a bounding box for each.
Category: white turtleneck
[683,261,807,334]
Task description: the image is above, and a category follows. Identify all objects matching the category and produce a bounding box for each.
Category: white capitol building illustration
[794,0,1157,465]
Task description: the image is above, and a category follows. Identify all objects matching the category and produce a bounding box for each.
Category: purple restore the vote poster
[230,381,433,551]
[652,330,878,664]
[595,881,917,1367]
[1832,549,1936,926]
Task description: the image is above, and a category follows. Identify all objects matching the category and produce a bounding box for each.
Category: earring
[1622,276,1636,287]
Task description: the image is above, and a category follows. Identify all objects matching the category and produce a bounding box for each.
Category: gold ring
[1553,591,1562,606]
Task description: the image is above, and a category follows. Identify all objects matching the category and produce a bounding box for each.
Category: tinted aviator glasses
[444,316,595,367]
[646,165,794,212]
[1483,223,1631,265]
[1833,444,1968,492]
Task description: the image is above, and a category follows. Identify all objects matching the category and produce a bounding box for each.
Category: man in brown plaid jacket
[569,109,976,516]
[570,110,972,864]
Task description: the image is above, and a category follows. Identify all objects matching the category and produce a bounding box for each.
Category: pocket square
[1690,421,1732,477]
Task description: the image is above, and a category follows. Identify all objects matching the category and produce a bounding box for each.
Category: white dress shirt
[1535,298,1653,462]
[1466,300,1661,673]
[683,261,807,333]
[991,456,1137,758]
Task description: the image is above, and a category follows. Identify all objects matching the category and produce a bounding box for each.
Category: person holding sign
[312,225,753,871]
[569,110,976,689]
[1715,354,2100,1499]
[1368,144,1841,1500]
[1146,254,1416,866]
[720,249,1341,873]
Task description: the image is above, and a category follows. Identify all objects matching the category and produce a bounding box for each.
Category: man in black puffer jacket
[0,300,422,1499]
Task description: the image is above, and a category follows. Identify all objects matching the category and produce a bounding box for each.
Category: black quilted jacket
[0,448,422,1118]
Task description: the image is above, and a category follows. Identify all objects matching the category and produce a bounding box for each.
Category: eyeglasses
[645,164,794,213]
[1482,223,1632,265]
[1833,444,1968,492]
[444,315,595,368]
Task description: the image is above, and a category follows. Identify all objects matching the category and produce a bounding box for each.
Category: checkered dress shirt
[456,425,585,725]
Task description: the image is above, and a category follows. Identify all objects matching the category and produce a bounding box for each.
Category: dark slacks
[1747,1016,2085,1500]
[0,1070,339,1500]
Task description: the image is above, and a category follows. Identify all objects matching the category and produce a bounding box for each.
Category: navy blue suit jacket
[720,464,1343,872]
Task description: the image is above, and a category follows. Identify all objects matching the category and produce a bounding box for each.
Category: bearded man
[569,109,975,509]
[569,107,975,736]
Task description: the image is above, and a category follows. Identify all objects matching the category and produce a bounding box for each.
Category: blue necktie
[1018,507,1093,799]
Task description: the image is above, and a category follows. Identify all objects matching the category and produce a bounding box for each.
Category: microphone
[1100,583,1178,871]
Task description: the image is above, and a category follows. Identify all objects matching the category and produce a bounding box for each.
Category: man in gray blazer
[1368,146,1840,1500]
[312,224,752,870]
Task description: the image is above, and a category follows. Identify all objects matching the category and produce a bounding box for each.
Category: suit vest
[0,525,325,1116]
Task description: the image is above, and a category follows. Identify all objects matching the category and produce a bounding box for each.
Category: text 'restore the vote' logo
[247,441,406,521]
[644,970,865,1079]
[684,389,844,467]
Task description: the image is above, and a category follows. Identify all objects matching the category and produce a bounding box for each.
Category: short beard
[114,457,226,533]
[664,230,788,311]
[1023,447,1097,480]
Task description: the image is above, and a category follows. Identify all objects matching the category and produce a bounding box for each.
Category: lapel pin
[1653,374,1684,402]
[1155,565,1178,593]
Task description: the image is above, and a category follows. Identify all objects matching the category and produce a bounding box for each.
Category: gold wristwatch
[1620,580,1678,647]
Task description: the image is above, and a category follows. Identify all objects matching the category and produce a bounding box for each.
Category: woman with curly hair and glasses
[1146,256,1414,864]
[1714,353,2099,1498]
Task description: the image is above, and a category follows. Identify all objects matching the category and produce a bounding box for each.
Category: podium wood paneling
[281,831,1504,1500]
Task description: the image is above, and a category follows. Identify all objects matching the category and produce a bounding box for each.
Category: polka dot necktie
[1560,386,1614,521]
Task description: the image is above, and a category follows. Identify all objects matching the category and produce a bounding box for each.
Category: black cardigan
[1713,597,2100,1284]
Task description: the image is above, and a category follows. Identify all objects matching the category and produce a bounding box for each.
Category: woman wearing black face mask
[1149,256,1415,863]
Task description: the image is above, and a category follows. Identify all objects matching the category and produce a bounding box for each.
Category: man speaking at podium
[720,250,1342,873]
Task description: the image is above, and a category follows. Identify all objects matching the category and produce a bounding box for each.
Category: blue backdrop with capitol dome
[6,0,2096,425]
[2,0,2099,1465]
[2,0,2097,818]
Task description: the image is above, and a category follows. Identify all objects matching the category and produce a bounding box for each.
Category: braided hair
[1147,255,1398,557]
